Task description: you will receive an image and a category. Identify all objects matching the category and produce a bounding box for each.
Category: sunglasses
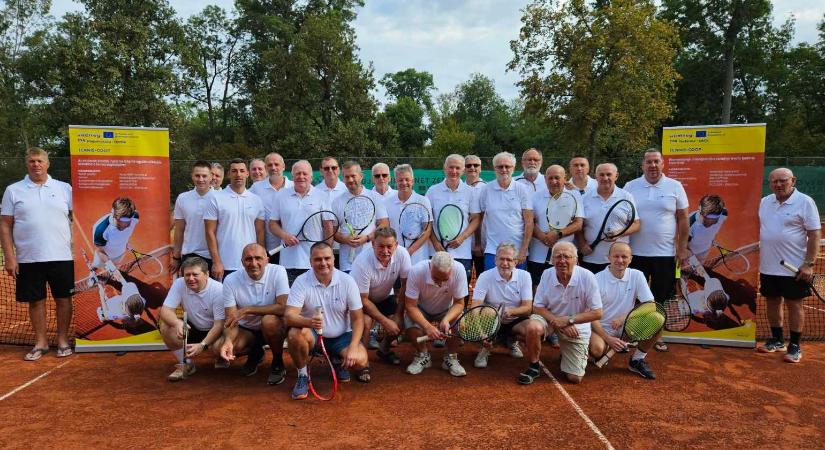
[494,165,514,170]
[373,173,389,178]
[322,166,339,171]
[465,164,480,168]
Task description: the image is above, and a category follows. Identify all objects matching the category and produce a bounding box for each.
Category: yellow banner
[663,124,766,155]
[69,126,169,158]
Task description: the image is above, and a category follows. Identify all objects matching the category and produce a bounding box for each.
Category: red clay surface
[1,342,823,449]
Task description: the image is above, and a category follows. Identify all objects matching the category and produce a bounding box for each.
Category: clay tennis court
[1,339,823,448]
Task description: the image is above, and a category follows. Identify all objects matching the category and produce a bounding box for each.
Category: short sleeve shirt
[478,180,533,254]
[270,186,331,269]
[534,266,603,340]
[92,212,138,262]
[405,259,469,314]
[163,277,225,331]
[349,246,411,302]
[331,187,390,271]
[687,209,728,257]
[250,178,294,252]
[580,187,637,264]
[1,175,73,262]
[472,268,533,324]
[528,188,584,263]
[173,189,214,258]
[594,267,653,333]
[203,187,265,271]
[287,269,363,338]
[425,180,480,260]
[624,175,689,256]
[386,191,432,265]
[759,189,821,276]
[222,264,289,330]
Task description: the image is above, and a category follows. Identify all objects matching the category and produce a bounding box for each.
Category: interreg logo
[695,130,707,138]
[103,131,115,138]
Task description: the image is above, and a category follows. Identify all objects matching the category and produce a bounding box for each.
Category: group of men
[0,147,820,401]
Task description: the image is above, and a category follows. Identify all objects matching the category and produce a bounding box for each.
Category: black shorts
[579,261,608,275]
[527,261,551,286]
[498,317,528,341]
[186,321,211,344]
[373,295,398,317]
[268,252,280,265]
[287,269,308,286]
[16,260,74,302]
[238,324,264,348]
[759,273,811,300]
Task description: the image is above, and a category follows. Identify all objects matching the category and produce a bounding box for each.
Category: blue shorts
[311,330,353,356]
[484,253,526,271]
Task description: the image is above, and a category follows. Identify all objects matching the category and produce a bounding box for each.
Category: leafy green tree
[384,97,427,152]
[380,68,436,112]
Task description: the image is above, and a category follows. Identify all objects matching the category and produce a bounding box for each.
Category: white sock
[297,366,308,376]
[419,351,429,358]
[632,350,647,361]
[173,349,184,362]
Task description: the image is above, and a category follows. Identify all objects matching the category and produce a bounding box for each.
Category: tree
[383,97,427,152]
[380,68,436,112]
[509,0,680,163]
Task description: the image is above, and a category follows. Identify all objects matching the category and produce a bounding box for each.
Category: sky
[51,1,825,104]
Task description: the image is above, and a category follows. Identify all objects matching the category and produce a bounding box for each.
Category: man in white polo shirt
[426,154,481,288]
[386,164,432,265]
[514,148,544,193]
[568,155,597,196]
[204,158,266,280]
[577,163,640,274]
[478,151,534,270]
[210,162,224,191]
[316,156,347,267]
[331,161,389,272]
[250,152,293,265]
[371,162,396,200]
[534,242,603,384]
[1,147,74,361]
[463,154,486,280]
[249,158,266,183]
[172,160,214,274]
[158,257,225,381]
[349,227,411,365]
[217,244,290,384]
[404,251,470,376]
[270,160,333,285]
[589,242,659,380]
[286,242,369,399]
[757,168,820,363]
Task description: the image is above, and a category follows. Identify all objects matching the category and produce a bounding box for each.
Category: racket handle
[780,259,799,273]
[315,306,324,336]
[268,244,285,256]
[415,336,430,344]
[594,348,615,368]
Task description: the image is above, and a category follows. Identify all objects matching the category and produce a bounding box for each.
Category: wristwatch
[200,342,209,350]
[567,315,575,325]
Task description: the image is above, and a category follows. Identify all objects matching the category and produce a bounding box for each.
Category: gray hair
[210,162,224,171]
[496,242,518,257]
[394,163,414,178]
[595,162,618,174]
[492,152,516,167]
[292,159,312,172]
[431,251,454,272]
[465,154,481,164]
[372,162,390,173]
[551,241,577,259]
[249,157,264,166]
[444,154,465,167]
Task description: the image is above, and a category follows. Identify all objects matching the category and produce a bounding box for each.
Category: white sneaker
[509,342,524,358]
[406,352,432,375]
[442,353,467,377]
[168,362,196,382]
[474,347,491,368]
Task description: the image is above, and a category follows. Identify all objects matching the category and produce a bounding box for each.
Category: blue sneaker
[332,357,351,382]
[291,374,309,400]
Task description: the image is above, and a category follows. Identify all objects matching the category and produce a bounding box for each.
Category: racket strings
[345,198,375,229]
[437,206,463,240]
[458,308,500,341]
[663,298,691,331]
[400,205,428,239]
[302,212,338,242]
[623,303,665,341]
[812,276,825,297]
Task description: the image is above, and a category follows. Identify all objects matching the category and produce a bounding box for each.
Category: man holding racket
[386,164,432,264]
[472,243,547,384]
[371,163,396,199]
[568,156,597,196]
[404,251,470,376]
[478,152,534,270]
[426,154,481,288]
[217,244,290,384]
[159,257,225,381]
[286,242,369,399]
[576,163,640,274]
[514,148,544,193]
[250,152,293,264]
[204,158,266,280]
[350,227,411,366]
[269,160,334,285]
[172,161,215,274]
[534,242,603,384]
[464,154,487,279]
[757,168,820,363]
[315,157,347,267]
[332,161,389,272]
[589,243,659,379]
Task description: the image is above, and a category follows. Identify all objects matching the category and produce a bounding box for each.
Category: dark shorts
[312,330,353,356]
[498,317,528,342]
[527,261,551,286]
[759,273,811,300]
[16,260,74,302]
[630,255,676,301]
[238,324,264,350]
[268,252,280,265]
[472,255,485,282]
[221,270,236,281]
[484,253,526,271]
[287,268,308,286]
[181,253,213,275]
[373,295,398,317]
[186,321,210,344]
[579,261,608,275]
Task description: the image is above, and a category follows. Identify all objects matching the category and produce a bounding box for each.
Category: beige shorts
[558,333,589,377]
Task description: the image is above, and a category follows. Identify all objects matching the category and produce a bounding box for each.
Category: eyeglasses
[373,173,389,178]
[322,166,339,171]
[494,165,514,170]
[465,164,480,168]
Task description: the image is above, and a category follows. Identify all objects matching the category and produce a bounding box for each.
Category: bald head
[545,164,567,193]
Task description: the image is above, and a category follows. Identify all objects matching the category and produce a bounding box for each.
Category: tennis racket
[595,301,665,368]
[589,199,636,248]
[309,307,338,401]
[710,242,750,275]
[663,296,692,332]
[436,204,464,251]
[121,245,172,277]
[780,260,825,303]
[399,202,431,248]
[544,191,578,263]
[415,304,504,343]
[181,311,190,364]
[686,255,729,313]
[268,210,339,256]
[344,195,376,263]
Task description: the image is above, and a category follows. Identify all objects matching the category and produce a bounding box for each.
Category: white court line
[803,304,825,313]
[540,363,615,450]
[0,360,71,402]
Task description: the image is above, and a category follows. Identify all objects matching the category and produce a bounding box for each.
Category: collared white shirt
[92,212,138,263]
[203,186,265,271]
[223,264,290,330]
[569,176,598,196]
[515,173,545,194]
[688,209,728,258]
[472,267,533,324]
[478,179,533,254]
[1,175,72,262]
[528,188,584,263]
[163,277,225,331]
[534,265,602,340]
[372,186,396,200]
[580,187,636,264]
[594,267,653,336]
[759,189,821,276]
[250,177,294,252]
[386,191,432,264]
[315,179,348,252]
[350,246,411,302]
[173,189,214,258]
[405,259,469,315]
[624,175,688,257]
[425,179,480,260]
[270,185,330,269]
[331,187,389,272]
[287,268,363,339]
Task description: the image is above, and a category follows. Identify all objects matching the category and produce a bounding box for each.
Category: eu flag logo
[695,131,707,137]
[103,131,114,138]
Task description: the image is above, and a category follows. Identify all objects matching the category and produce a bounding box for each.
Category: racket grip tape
[415,336,431,343]
[268,244,285,256]
[780,260,799,273]
[594,349,615,368]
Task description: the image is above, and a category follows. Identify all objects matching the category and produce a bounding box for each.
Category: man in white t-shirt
[533,242,603,384]
[249,158,266,183]
[757,168,821,363]
[589,243,659,380]
[210,162,224,191]
[568,155,597,196]
[250,152,293,264]
[204,158,266,280]
[463,154,486,279]
[270,160,333,285]
[576,163,640,274]
[371,162,396,200]
[159,257,225,381]
[386,164,432,265]
[172,161,214,274]
[514,148,544,193]
[0,148,74,360]
[478,152,534,271]
[315,156,347,267]
[331,161,390,272]
[349,227,411,365]
[404,251,470,377]
[285,242,369,399]
[217,244,290,384]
